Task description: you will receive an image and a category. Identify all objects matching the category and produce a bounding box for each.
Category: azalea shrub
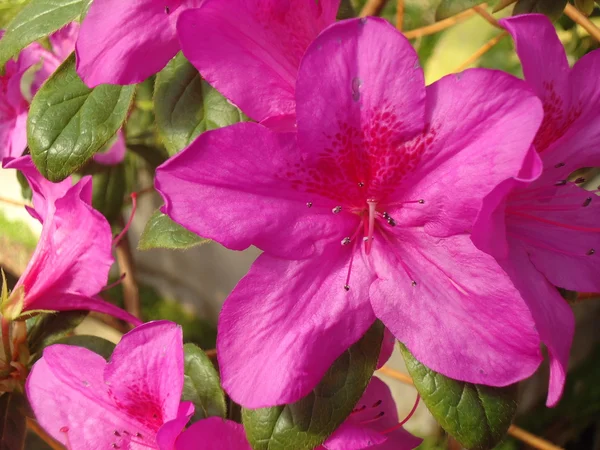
[0,0,598,449]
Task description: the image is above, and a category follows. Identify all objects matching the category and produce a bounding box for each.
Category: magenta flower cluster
[0,0,598,448]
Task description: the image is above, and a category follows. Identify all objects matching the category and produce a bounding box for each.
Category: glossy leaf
[513,0,567,20]
[400,344,518,450]
[92,163,126,224]
[242,321,384,450]
[26,310,88,358]
[138,210,209,251]
[53,335,116,360]
[0,393,27,450]
[154,52,246,156]
[0,0,88,69]
[27,54,135,181]
[182,343,227,424]
[436,0,486,19]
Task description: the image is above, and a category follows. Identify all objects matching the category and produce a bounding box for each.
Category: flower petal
[346,377,399,431]
[178,0,338,124]
[296,18,425,166]
[376,328,395,369]
[49,22,79,62]
[156,122,354,259]
[156,401,195,450]
[217,247,377,408]
[370,232,542,387]
[175,417,251,450]
[323,422,386,450]
[105,321,185,425]
[93,131,127,165]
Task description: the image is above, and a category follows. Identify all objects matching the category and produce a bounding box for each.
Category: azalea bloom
[1,156,140,324]
[175,417,251,450]
[27,321,193,449]
[76,0,204,87]
[157,18,545,407]
[472,14,600,406]
[178,0,340,131]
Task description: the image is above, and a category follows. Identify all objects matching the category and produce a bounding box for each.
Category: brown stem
[396,0,405,31]
[453,31,508,72]
[0,196,29,208]
[473,5,503,29]
[115,232,141,323]
[27,418,65,450]
[564,3,600,41]
[359,0,390,17]
[378,366,564,450]
[403,7,480,39]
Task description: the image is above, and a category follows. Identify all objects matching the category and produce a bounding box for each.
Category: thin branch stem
[0,196,29,208]
[404,7,480,39]
[378,366,564,450]
[564,3,600,42]
[453,31,508,72]
[27,418,65,450]
[473,5,503,29]
[115,232,141,323]
[396,0,405,31]
[359,0,390,17]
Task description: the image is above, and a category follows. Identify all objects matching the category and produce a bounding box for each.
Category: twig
[27,418,65,450]
[473,5,503,29]
[396,0,405,31]
[404,7,479,39]
[378,366,564,450]
[359,0,390,17]
[115,232,141,323]
[0,196,29,208]
[205,348,217,358]
[564,3,600,42]
[453,31,508,72]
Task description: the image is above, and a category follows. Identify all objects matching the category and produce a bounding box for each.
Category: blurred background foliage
[0,0,599,449]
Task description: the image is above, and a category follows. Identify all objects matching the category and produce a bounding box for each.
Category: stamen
[365,200,377,254]
[358,182,365,188]
[555,162,565,168]
[101,273,127,292]
[508,210,600,232]
[381,394,420,434]
[360,411,385,425]
[583,197,592,207]
[343,222,363,291]
[587,248,595,255]
[555,180,568,186]
[61,427,73,450]
[507,231,593,258]
[351,405,366,414]
[575,177,586,184]
[379,232,417,286]
[341,237,351,246]
[332,206,342,214]
[113,193,138,247]
[165,6,170,14]
[306,202,313,208]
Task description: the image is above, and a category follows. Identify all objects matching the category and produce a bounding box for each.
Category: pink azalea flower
[175,417,251,450]
[472,14,600,406]
[1,156,140,324]
[156,18,546,408]
[76,0,205,87]
[27,321,193,449]
[178,0,340,131]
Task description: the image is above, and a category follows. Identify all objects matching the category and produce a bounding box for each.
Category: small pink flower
[27,321,193,449]
[472,14,600,406]
[178,0,340,131]
[1,156,140,324]
[157,18,545,408]
[76,0,204,87]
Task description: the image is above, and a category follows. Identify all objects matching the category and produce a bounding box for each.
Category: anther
[372,400,382,407]
[60,427,69,433]
[411,280,417,287]
[332,206,342,214]
[358,182,365,188]
[554,162,565,168]
[583,197,592,207]
[387,218,396,227]
[554,180,567,186]
[575,177,586,184]
[111,445,120,449]
[363,236,369,242]
[113,431,121,437]
[418,199,425,204]
[587,248,595,256]
[135,433,143,439]
[165,6,170,14]
[344,285,350,291]
[341,237,351,246]
[382,212,390,219]
[306,202,313,208]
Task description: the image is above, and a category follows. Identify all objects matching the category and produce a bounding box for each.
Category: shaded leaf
[0,393,27,450]
[182,343,227,423]
[400,344,518,450]
[242,321,384,450]
[513,0,567,20]
[0,0,88,69]
[574,0,595,15]
[436,0,486,19]
[26,310,88,357]
[154,52,246,156]
[53,335,116,360]
[138,210,209,251]
[27,54,135,181]
[91,163,126,224]
[337,0,356,19]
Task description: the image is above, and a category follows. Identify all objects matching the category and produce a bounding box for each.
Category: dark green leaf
[0,0,89,69]
[337,0,356,19]
[400,344,518,450]
[126,143,168,170]
[574,0,595,15]
[27,54,135,182]
[436,0,486,19]
[92,162,126,224]
[138,210,209,251]
[154,52,247,156]
[182,343,227,423]
[26,310,88,357]
[242,321,384,450]
[513,0,567,20]
[53,335,116,360]
[0,393,27,450]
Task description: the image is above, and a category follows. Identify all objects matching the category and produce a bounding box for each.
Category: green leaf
[0,0,89,70]
[138,210,209,251]
[27,54,135,182]
[513,0,567,20]
[575,0,595,15]
[91,162,126,224]
[182,343,227,423]
[53,335,116,360]
[436,0,486,19]
[154,52,247,156]
[26,310,88,357]
[400,344,518,450]
[242,321,384,450]
[0,393,27,450]
[337,0,356,19]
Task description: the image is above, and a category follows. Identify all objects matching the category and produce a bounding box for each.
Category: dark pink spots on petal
[109,385,164,432]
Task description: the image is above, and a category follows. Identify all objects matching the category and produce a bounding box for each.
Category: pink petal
[156,402,195,450]
[76,0,202,87]
[323,422,386,450]
[178,0,338,124]
[156,123,355,260]
[217,249,377,408]
[370,429,423,450]
[4,111,28,159]
[500,245,574,406]
[346,377,399,431]
[105,321,185,425]
[176,417,251,450]
[49,22,80,62]
[404,68,543,238]
[26,345,125,447]
[370,232,543,387]
[376,328,395,369]
[93,131,127,165]
[296,18,425,162]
